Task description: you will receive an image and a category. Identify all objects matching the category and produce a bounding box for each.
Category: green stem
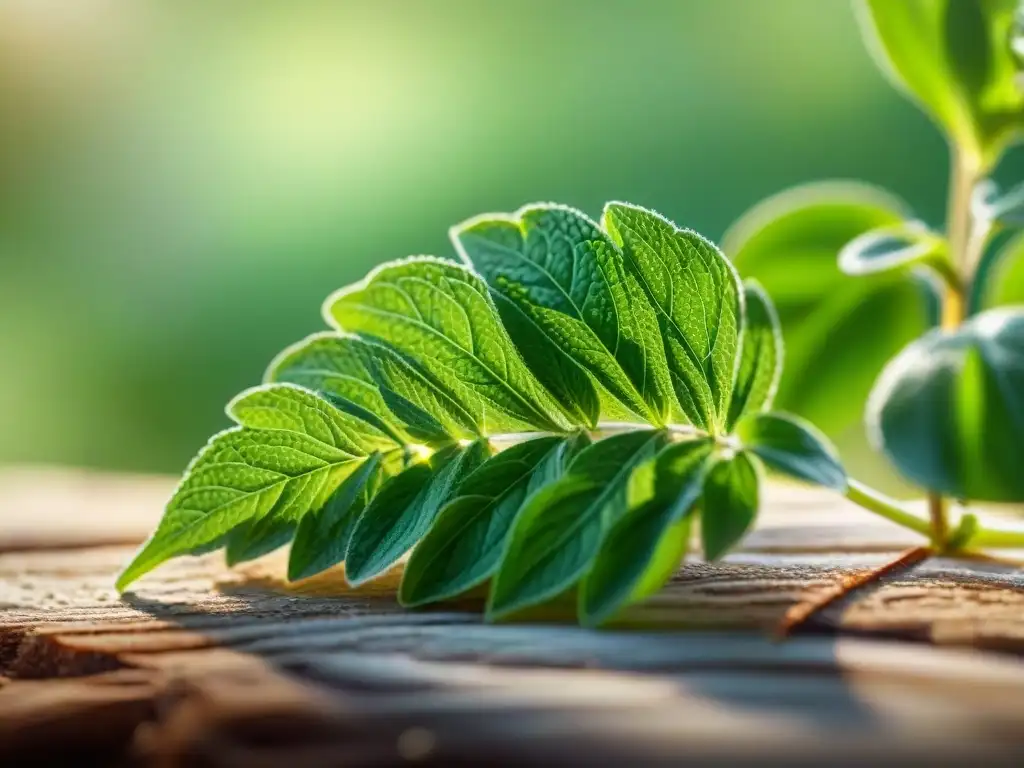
[963,527,1024,549]
[844,479,932,538]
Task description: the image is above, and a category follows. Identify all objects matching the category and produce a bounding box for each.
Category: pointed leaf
[701,452,761,561]
[288,450,406,582]
[453,204,675,426]
[868,307,1024,502]
[487,429,666,620]
[580,438,714,627]
[345,440,491,585]
[324,257,575,434]
[602,203,742,432]
[268,331,477,443]
[727,281,783,429]
[215,384,398,561]
[399,434,586,607]
[736,412,846,491]
[117,425,365,590]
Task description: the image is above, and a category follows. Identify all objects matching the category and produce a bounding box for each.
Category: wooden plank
[5,467,1024,765]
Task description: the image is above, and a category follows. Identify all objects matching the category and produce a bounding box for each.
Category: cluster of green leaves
[723,0,1024,508]
[117,203,847,626]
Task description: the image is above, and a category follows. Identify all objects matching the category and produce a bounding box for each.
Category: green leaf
[980,230,1024,308]
[345,440,491,586]
[724,182,930,437]
[324,257,575,434]
[837,221,950,279]
[224,517,296,566]
[213,385,399,563]
[603,203,742,432]
[701,452,761,561]
[857,0,1024,167]
[453,204,675,426]
[973,179,1024,228]
[868,307,1024,502]
[736,412,847,491]
[287,450,405,582]
[117,386,380,590]
[227,384,396,457]
[399,434,587,607]
[486,429,667,620]
[579,438,714,627]
[268,331,477,444]
[727,280,783,430]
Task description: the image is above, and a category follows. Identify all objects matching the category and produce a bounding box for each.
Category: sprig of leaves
[118,202,849,626]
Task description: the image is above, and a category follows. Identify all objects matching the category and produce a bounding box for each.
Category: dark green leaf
[453,205,675,426]
[868,307,1024,502]
[736,412,846,491]
[487,429,667,620]
[603,203,742,432]
[579,438,714,627]
[724,182,930,438]
[727,280,783,429]
[345,440,491,585]
[288,451,404,582]
[701,452,761,561]
[399,434,586,607]
[324,257,575,434]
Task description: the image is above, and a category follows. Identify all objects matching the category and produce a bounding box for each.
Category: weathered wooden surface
[4,466,1024,766]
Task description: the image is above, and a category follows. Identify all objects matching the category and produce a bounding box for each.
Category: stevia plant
[115,202,848,626]
[117,1,1024,626]
[723,0,1024,562]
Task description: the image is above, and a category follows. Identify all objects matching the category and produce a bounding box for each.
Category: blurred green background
[1,0,1021,480]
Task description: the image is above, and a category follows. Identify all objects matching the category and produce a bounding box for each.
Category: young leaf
[735,412,846,491]
[288,450,405,582]
[453,204,676,427]
[973,179,1024,228]
[324,257,575,435]
[980,230,1024,309]
[116,388,376,590]
[857,0,1024,167]
[701,452,761,561]
[727,280,783,430]
[868,307,1024,502]
[603,203,742,432]
[724,182,929,437]
[487,429,667,620]
[837,221,950,280]
[579,438,714,627]
[399,434,586,607]
[345,440,491,586]
[268,331,477,443]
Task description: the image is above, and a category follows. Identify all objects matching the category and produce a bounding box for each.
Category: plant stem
[923,146,978,549]
[844,480,932,538]
[964,527,1024,549]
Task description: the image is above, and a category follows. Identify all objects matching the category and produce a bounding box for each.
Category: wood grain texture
[4,466,1024,765]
